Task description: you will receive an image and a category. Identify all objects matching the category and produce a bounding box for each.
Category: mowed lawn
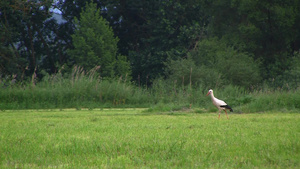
[0,109,299,168]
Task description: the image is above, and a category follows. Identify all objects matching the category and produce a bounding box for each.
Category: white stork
[206,89,233,119]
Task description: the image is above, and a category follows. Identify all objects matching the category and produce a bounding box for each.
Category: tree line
[1,0,300,89]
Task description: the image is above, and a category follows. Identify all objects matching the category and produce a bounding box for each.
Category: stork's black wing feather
[220,105,233,112]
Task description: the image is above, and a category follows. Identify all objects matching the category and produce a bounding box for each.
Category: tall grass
[0,66,300,112]
[240,89,300,113]
[0,66,151,109]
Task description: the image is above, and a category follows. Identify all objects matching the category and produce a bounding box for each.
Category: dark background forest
[1,0,300,90]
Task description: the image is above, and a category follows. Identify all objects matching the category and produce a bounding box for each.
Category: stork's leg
[218,110,221,119]
[224,109,229,119]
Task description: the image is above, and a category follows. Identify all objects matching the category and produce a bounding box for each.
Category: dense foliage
[67,2,131,78]
[1,0,300,89]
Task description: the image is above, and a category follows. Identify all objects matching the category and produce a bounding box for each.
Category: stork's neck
[210,92,215,101]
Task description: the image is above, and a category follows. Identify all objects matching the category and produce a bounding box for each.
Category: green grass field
[0,109,299,168]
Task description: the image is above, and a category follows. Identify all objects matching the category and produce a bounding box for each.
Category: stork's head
[206,89,213,96]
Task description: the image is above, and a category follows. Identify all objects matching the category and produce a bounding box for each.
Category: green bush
[164,57,222,88]
[182,38,261,89]
[265,52,300,89]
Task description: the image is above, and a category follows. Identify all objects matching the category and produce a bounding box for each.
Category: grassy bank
[0,109,299,168]
[1,68,300,112]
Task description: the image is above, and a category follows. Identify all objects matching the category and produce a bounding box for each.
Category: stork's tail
[221,105,233,112]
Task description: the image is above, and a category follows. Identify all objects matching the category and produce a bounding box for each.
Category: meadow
[0,108,299,168]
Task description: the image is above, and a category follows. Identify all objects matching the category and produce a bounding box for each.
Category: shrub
[265,52,300,90]
[164,57,222,89]
[184,38,261,89]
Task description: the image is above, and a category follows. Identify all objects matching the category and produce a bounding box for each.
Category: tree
[56,0,210,84]
[0,0,55,79]
[55,0,300,88]
[208,0,300,79]
[67,2,131,78]
[114,0,209,84]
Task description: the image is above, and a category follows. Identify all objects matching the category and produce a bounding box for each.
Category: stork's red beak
[206,92,210,96]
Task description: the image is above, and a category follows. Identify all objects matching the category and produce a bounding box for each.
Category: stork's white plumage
[206,89,233,119]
